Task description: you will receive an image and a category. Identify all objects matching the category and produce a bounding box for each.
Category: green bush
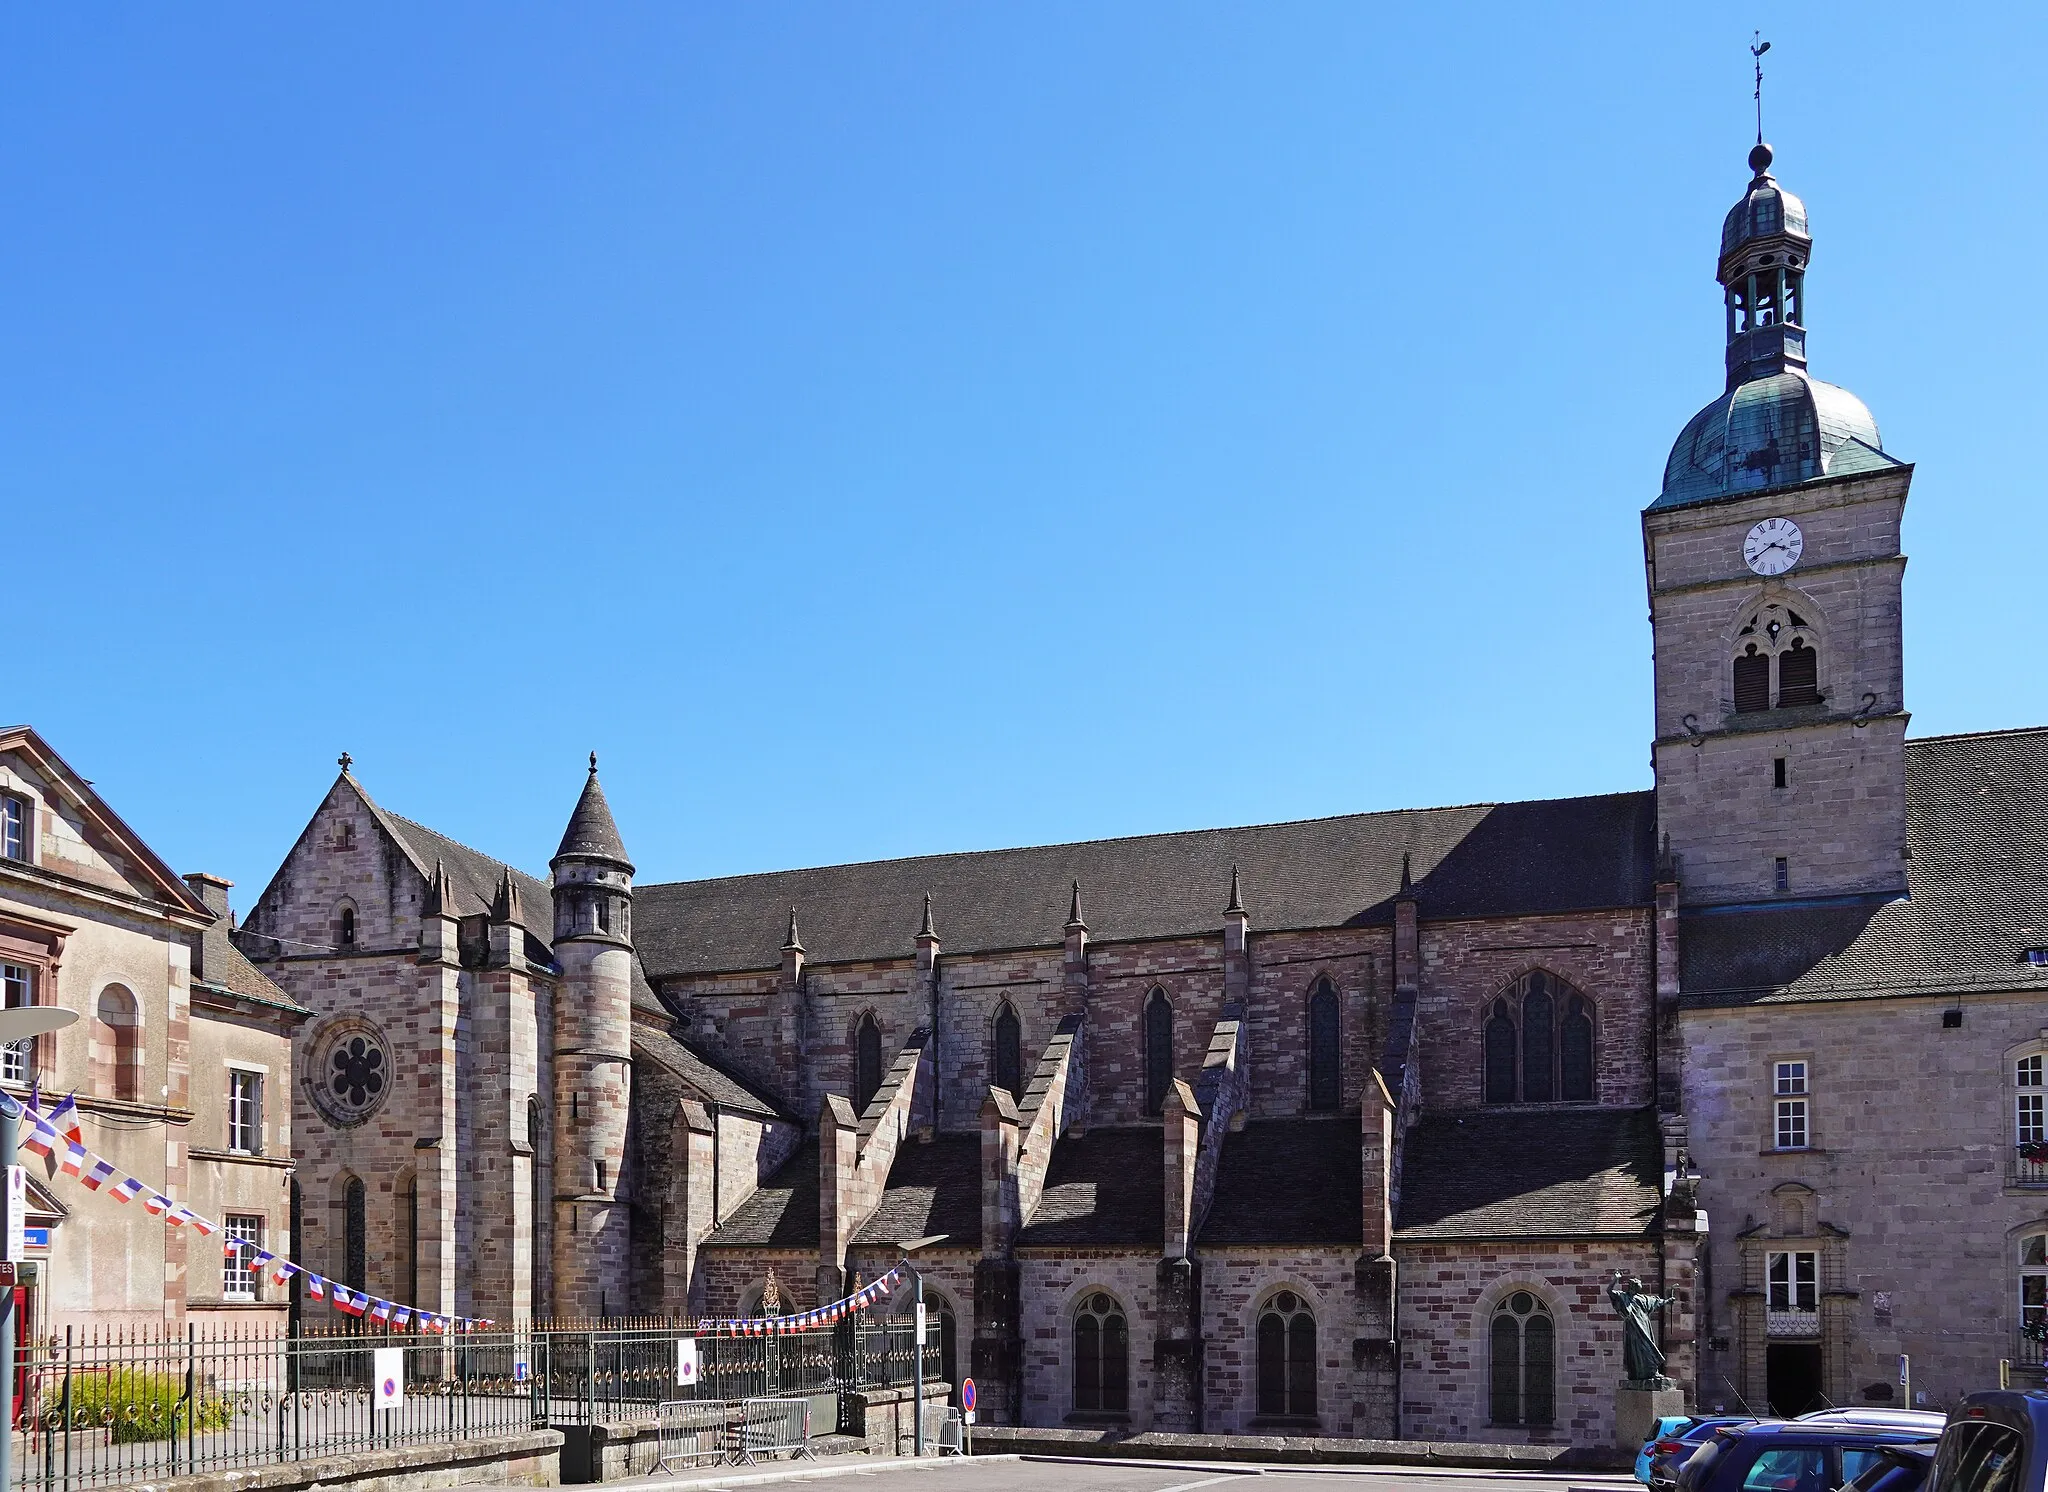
[51,1371,234,1444]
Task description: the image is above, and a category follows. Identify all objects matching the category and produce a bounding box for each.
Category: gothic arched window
[1777,638,1819,707]
[1256,1289,1317,1419]
[1143,989,1173,1116]
[343,1176,367,1295]
[1483,974,1596,1105]
[1073,1292,1129,1414]
[993,1002,1022,1102]
[1307,978,1340,1111]
[1489,1290,1555,1426]
[339,906,357,947]
[1733,644,1772,714]
[855,1014,883,1113]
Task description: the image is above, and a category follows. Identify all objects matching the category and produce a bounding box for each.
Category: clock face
[1744,517,1804,576]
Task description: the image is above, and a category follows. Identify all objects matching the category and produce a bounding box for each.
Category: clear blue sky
[5,4,2043,907]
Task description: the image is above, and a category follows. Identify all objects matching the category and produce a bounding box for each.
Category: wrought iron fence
[8,1319,941,1492]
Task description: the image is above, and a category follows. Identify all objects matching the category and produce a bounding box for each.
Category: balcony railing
[2007,1145,2048,1188]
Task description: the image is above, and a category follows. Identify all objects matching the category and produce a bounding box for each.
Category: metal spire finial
[337,751,353,774]
[1750,33,1772,148]
[588,751,599,776]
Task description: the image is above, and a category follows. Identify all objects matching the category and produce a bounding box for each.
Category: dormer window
[0,794,27,862]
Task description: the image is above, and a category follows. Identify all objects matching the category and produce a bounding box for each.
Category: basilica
[237,140,2048,1445]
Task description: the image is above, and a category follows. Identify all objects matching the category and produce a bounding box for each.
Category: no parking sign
[677,1337,699,1388]
[961,1377,975,1425]
[373,1348,404,1411]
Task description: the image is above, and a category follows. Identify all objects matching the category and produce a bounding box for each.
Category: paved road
[594,1453,1636,1492]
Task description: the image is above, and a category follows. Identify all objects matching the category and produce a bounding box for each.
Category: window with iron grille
[224,1215,263,1301]
[228,1070,263,1154]
[0,964,33,1085]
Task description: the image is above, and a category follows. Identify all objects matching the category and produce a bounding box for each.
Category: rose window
[330,1038,384,1107]
[311,1024,392,1125]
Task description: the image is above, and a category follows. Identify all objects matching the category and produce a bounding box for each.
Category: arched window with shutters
[1482,974,1597,1105]
[1489,1289,1556,1426]
[1143,989,1173,1116]
[854,1014,883,1114]
[1733,644,1772,713]
[1777,639,1819,707]
[1732,604,1822,713]
[1072,1291,1129,1415]
[1307,978,1341,1111]
[1256,1289,1317,1420]
[992,1002,1022,1102]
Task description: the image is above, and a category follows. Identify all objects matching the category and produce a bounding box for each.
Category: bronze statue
[1608,1272,1676,1387]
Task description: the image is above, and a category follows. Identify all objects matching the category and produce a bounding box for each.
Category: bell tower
[549,754,634,1317]
[1646,142,1913,909]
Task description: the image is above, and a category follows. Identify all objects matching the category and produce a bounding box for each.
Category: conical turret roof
[554,754,633,869]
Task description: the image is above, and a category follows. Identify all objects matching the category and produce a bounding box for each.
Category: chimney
[1161,1078,1202,1260]
[182,872,232,920]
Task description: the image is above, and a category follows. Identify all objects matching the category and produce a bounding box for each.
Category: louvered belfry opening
[1734,645,1773,712]
[1777,638,1819,706]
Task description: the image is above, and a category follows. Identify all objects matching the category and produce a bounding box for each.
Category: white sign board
[373,1348,405,1411]
[4,1167,23,1263]
[676,1336,699,1387]
[915,1302,927,1345]
[964,1410,975,1425]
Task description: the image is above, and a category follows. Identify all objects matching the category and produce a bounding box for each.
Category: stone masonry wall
[1199,1245,1369,1437]
[1018,1251,1160,1430]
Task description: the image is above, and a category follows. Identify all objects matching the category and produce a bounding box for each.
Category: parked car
[1677,1418,1941,1492]
[1926,1392,2048,1492]
[1648,1417,1761,1490]
[1843,1442,1938,1492]
[1799,1409,1950,1436]
[1642,1416,1705,1484]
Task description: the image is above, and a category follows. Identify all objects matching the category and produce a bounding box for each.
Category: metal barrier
[932,1405,963,1456]
[733,1396,814,1464]
[653,1399,731,1474]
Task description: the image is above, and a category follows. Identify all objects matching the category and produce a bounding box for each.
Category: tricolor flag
[369,1300,392,1325]
[182,1209,217,1237]
[224,1237,249,1259]
[80,1157,117,1192]
[335,1290,367,1318]
[420,1314,442,1334]
[20,1115,56,1160]
[143,1192,172,1218]
[305,1274,326,1300]
[59,1141,84,1178]
[111,1177,145,1205]
[270,1259,299,1287]
[392,1307,411,1330]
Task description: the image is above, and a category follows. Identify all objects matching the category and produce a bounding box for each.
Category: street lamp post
[895,1234,948,1457]
[0,1006,79,1492]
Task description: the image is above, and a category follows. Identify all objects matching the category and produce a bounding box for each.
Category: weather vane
[1750,32,1772,145]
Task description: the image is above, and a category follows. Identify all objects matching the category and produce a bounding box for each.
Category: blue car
[1679,1420,1942,1492]
[1647,1417,1760,1490]
[1640,1416,1699,1483]
[1927,1392,2048,1492]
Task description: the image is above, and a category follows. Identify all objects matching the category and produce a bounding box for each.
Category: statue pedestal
[1615,1380,1686,1453]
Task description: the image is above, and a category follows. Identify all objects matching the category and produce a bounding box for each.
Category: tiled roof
[1201,1117,1362,1246]
[192,918,311,1015]
[1394,1107,1662,1241]
[633,1021,793,1120]
[556,770,631,866]
[367,801,556,947]
[704,1141,819,1248]
[851,1135,981,1247]
[636,793,1658,979]
[1681,728,2048,1008]
[1016,1129,1164,1248]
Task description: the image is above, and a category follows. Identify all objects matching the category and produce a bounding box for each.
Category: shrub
[51,1371,234,1443]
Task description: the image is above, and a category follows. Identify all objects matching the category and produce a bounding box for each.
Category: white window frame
[0,965,33,1086]
[227,1069,263,1155]
[223,1215,262,1301]
[1774,1061,1810,1151]
[0,795,26,863]
[2019,1058,2046,1146]
[1767,1250,1818,1313]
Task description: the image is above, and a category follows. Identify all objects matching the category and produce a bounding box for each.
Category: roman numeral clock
[1744,517,1804,576]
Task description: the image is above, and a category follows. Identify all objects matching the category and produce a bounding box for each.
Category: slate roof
[851,1135,982,1247]
[636,792,1658,979]
[1015,1129,1164,1248]
[367,800,556,947]
[1681,728,2048,1008]
[704,1141,819,1248]
[633,1021,793,1119]
[556,768,632,866]
[192,916,311,1015]
[1201,1117,1363,1246]
[1393,1107,1662,1241]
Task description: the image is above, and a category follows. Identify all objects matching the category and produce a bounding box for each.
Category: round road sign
[961,1377,976,1412]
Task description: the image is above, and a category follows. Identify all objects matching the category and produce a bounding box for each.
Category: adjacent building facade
[0,726,306,1337]
[228,139,2048,1444]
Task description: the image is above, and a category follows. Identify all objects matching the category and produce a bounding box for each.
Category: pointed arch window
[992,1002,1022,1102]
[1734,645,1772,714]
[855,1014,883,1114]
[1073,1292,1129,1415]
[1481,974,1596,1105]
[343,1177,368,1298]
[1256,1290,1317,1419]
[1307,978,1341,1112]
[339,906,357,947]
[1490,1290,1555,1426]
[1777,639,1819,707]
[1143,989,1173,1116]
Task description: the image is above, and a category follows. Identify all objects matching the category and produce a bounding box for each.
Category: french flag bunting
[80,1157,117,1192]
[111,1177,145,1205]
[20,1115,56,1160]
[224,1237,248,1259]
[306,1274,326,1300]
[420,1314,442,1334]
[182,1209,217,1237]
[336,1290,367,1317]
[369,1300,392,1325]
[142,1192,172,1218]
[47,1094,82,1149]
[392,1307,411,1330]
[271,1260,299,1287]
[59,1141,84,1179]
